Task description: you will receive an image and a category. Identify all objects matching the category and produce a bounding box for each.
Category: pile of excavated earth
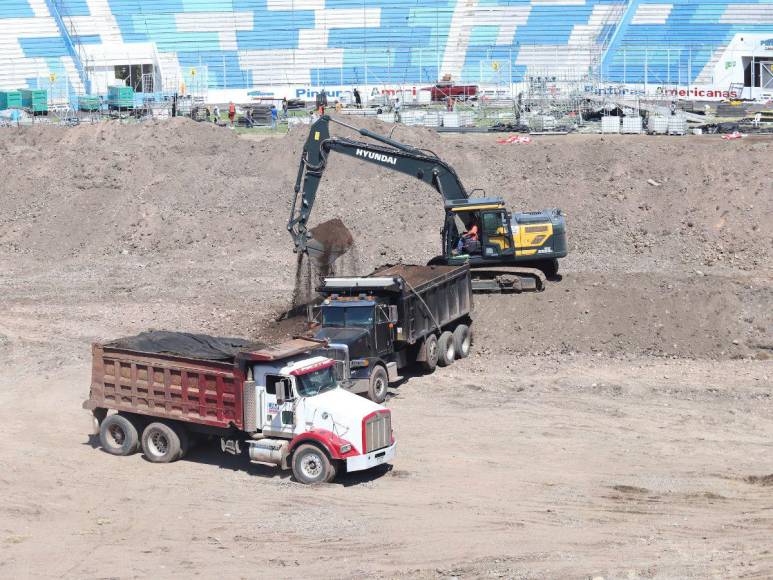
[1,117,770,359]
[0,117,771,578]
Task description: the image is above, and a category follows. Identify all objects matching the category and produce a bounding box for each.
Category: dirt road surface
[0,119,771,579]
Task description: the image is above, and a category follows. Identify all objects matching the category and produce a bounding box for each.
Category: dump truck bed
[370,264,467,294]
[372,264,473,345]
[84,333,328,430]
[86,342,247,430]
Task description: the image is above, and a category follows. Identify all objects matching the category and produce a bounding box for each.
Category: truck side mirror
[388,305,399,324]
[275,378,294,404]
[333,360,345,383]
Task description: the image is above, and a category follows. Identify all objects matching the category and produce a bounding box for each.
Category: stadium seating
[0,0,771,94]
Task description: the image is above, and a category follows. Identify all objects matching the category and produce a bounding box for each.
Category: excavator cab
[443,199,514,261]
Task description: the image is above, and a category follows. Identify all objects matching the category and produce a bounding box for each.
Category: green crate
[19,89,48,112]
[0,90,22,109]
[107,85,135,109]
[78,95,101,111]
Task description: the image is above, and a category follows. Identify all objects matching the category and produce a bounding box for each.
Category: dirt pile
[0,118,770,359]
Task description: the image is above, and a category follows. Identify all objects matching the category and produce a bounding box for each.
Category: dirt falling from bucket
[289,252,314,313]
[285,220,360,320]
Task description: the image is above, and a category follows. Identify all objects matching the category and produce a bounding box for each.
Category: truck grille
[363,411,391,453]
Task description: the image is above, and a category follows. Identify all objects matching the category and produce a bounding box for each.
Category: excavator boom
[288,115,469,255]
[287,115,567,293]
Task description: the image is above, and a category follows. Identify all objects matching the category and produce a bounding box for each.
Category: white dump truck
[83,332,395,484]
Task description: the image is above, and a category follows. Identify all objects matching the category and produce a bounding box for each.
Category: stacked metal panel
[647,115,669,134]
[107,86,135,110]
[668,116,687,135]
[78,95,101,111]
[19,89,47,113]
[0,90,22,109]
[621,116,642,134]
[601,116,620,134]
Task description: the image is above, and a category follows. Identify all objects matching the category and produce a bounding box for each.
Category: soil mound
[0,118,770,359]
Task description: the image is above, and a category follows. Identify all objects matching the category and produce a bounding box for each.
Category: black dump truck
[312,264,473,402]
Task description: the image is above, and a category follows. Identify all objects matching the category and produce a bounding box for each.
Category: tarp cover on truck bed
[105,331,265,361]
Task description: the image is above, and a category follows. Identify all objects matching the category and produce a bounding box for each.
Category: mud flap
[386,362,399,382]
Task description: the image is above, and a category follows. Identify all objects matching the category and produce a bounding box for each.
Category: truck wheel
[420,334,439,373]
[438,331,456,367]
[141,422,182,463]
[453,324,472,359]
[325,460,339,483]
[368,365,389,403]
[99,414,140,456]
[171,423,190,459]
[292,443,334,485]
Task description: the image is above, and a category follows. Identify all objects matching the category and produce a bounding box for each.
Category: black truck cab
[315,298,398,374]
[311,265,474,403]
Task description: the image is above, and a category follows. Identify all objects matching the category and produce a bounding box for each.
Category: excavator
[288,115,567,292]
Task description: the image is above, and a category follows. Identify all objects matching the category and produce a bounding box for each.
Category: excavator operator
[454,215,480,255]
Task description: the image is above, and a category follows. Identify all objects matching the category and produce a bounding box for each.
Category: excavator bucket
[305,218,354,266]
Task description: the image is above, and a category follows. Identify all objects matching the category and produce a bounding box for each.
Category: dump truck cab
[312,265,474,403]
[314,293,400,389]
[246,352,395,480]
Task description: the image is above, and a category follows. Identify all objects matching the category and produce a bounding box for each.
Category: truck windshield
[295,366,338,397]
[321,305,374,328]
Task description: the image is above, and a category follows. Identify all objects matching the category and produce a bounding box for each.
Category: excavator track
[469,266,547,293]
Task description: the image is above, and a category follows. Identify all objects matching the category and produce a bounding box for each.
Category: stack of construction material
[341,108,377,116]
[458,111,476,127]
[422,111,441,127]
[621,116,642,134]
[78,95,101,111]
[400,110,425,126]
[527,115,556,132]
[648,115,668,135]
[668,115,687,135]
[19,89,48,114]
[0,90,22,109]
[442,112,460,128]
[601,116,620,134]
[245,104,273,125]
[107,85,135,110]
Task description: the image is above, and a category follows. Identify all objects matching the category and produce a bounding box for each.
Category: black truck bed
[372,264,473,344]
[370,264,466,293]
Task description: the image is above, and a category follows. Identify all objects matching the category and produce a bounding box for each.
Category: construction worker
[353,87,362,108]
[455,217,479,254]
[316,89,328,115]
[270,104,278,129]
[228,101,236,125]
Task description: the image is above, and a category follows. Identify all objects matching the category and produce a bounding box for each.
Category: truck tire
[99,414,140,456]
[170,423,191,459]
[326,460,339,484]
[453,324,472,359]
[141,422,182,463]
[420,334,439,373]
[292,443,335,485]
[368,365,389,403]
[438,331,456,367]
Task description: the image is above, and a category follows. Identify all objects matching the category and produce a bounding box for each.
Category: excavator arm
[288,115,469,255]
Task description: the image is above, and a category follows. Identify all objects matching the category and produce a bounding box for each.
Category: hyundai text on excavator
[288,115,568,293]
